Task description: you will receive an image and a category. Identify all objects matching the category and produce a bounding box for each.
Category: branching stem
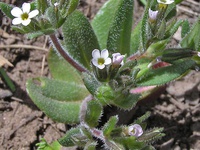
[49,34,87,72]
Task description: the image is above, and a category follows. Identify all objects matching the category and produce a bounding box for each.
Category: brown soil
[0,0,200,150]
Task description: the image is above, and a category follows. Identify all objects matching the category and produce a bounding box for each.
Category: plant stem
[49,34,87,72]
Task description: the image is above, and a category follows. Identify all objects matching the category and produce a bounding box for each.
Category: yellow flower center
[21,13,29,20]
[98,58,105,65]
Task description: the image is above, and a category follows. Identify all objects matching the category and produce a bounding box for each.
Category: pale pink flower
[128,124,143,137]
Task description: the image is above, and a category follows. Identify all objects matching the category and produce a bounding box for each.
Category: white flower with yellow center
[92,49,111,69]
[11,3,39,26]
[157,0,174,4]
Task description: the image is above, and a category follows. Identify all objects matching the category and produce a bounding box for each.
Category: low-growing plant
[1,0,200,149]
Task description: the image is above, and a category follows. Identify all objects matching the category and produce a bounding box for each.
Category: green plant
[1,0,200,149]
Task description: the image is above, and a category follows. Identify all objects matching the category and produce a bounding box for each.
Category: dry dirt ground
[0,0,200,150]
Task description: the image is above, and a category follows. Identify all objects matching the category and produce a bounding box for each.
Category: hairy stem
[49,34,87,72]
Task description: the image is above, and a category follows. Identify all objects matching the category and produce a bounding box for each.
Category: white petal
[112,53,120,58]
[92,59,98,67]
[98,64,105,69]
[22,3,30,13]
[92,49,100,59]
[22,19,31,26]
[198,52,200,57]
[157,0,174,4]
[104,58,111,65]
[11,7,23,17]
[29,10,39,18]
[12,17,22,25]
[101,49,109,59]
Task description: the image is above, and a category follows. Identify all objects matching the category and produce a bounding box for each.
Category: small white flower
[92,49,111,69]
[197,52,200,57]
[128,124,143,137]
[148,9,158,21]
[11,3,39,26]
[112,53,125,66]
[157,0,174,4]
[54,2,59,7]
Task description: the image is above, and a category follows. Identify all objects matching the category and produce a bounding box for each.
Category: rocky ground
[0,0,200,149]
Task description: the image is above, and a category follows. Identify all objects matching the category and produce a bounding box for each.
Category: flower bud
[148,9,158,23]
[128,124,143,137]
[112,53,125,66]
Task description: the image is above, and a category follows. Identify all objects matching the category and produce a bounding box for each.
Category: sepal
[82,72,101,95]
[58,127,82,147]
[84,100,102,127]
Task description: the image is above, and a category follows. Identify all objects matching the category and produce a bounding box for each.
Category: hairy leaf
[91,0,122,49]
[26,78,84,124]
[130,20,142,54]
[84,100,102,127]
[107,0,134,55]
[181,17,200,51]
[58,128,81,147]
[62,10,100,70]
[137,59,196,86]
[48,48,83,84]
[0,2,14,19]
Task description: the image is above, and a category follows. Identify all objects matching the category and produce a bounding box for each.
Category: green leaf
[181,17,200,51]
[48,47,83,84]
[91,0,122,49]
[165,19,184,39]
[130,20,142,54]
[145,39,169,58]
[137,59,196,86]
[164,3,176,21]
[36,0,49,14]
[103,116,118,137]
[11,26,27,34]
[26,28,55,39]
[58,127,81,147]
[62,10,100,70]
[65,0,80,16]
[181,20,190,38]
[46,6,58,28]
[82,72,101,95]
[113,92,140,110]
[156,19,166,39]
[96,85,115,105]
[138,128,165,143]
[161,48,194,63]
[107,0,134,55]
[0,67,15,92]
[175,0,184,4]
[84,100,102,127]
[140,1,151,52]
[114,136,144,149]
[36,138,62,150]
[84,142,97,150]
[0,2,14,19]
[133,111,151,125]
[38,77,89,101]
[26,78,83,124]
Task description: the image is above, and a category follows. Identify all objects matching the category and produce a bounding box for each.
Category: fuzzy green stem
[49,34,87,72]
